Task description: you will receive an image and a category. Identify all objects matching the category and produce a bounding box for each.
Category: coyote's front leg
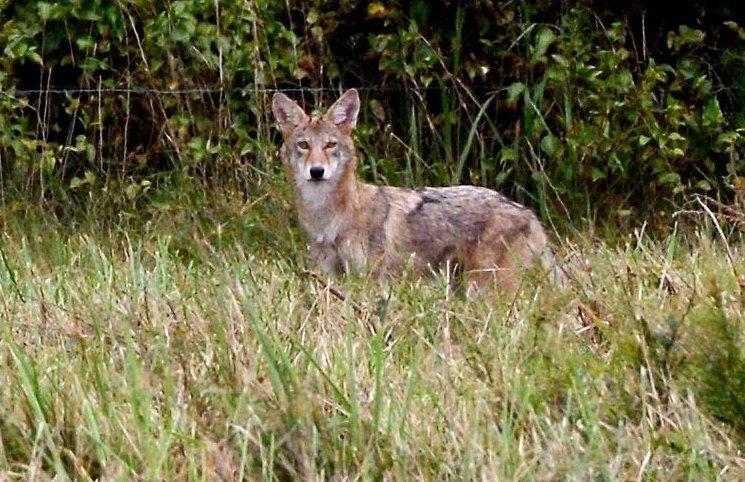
[309,242,342,275]
[335,236,367,275]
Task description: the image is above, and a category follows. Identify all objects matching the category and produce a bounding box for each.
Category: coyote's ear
[324,89,360,134]
[272,93,309,135]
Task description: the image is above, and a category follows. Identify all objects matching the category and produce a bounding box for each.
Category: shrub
[0,1,742,223]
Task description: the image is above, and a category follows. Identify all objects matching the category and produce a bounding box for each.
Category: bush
[0,1,743,223]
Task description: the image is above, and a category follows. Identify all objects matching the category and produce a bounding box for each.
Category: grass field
[0,188,743,480]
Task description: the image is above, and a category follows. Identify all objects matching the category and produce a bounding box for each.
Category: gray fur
[272,89,558,294]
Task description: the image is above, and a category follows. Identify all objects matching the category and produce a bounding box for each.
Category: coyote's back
[272,88,557,294]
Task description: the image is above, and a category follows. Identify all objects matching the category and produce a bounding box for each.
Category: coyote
[272,88,555,294]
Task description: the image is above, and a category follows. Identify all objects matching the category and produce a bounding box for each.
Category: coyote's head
[271,89,360,184]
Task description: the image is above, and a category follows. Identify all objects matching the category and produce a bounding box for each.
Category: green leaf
[678,25,705,45]
[658,172,681,186]
[86,143,96,163]
[551,54,569,67]
[533,27,556,58]
[367,2,388,18]
[702,98,724,127]
[495,168,512,185]
[540,134,560,157]
[369,99,386,123]
[546,67,566,81]
[76,37,95,51]
[506,82,525,103]
[724,21,745,40]
[171,25,191,43]
[500,147,518,162]
[70,177,85,189]
[306,8,319,24]
[591,167,605,181]
[84,170,97,185]
[28,51,44,65]
[125,183,140,200]
[38,2,52,20]
[668,132,686,142]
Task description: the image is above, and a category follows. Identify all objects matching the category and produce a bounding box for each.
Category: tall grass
[0,192,743,479]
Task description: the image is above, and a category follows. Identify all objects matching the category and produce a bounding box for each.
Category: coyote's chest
[303,212,367,275]
[296,187,351,245]
[295,188,369,274]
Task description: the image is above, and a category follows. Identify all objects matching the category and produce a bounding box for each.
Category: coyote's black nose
[309,167,325,180]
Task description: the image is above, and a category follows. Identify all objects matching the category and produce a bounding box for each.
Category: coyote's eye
[297,141,309,150]
[324,141,337,149]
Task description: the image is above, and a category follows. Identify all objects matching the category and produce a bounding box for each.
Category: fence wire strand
[2,84,507,97]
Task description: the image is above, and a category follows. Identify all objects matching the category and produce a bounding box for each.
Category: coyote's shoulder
[272,88,556,293]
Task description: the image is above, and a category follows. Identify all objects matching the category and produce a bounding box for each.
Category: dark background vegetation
[0,0,743,226]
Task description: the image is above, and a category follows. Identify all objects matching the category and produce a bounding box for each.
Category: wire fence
[2,84,507,98]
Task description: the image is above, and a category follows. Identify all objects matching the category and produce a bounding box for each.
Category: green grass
[0,188,743,480]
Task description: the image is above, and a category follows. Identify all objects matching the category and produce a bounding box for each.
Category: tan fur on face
[272,89,557,295]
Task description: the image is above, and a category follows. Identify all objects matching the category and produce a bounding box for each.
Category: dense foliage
[0,0,744,221]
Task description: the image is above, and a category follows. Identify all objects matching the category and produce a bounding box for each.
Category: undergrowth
[1,1,743,222]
